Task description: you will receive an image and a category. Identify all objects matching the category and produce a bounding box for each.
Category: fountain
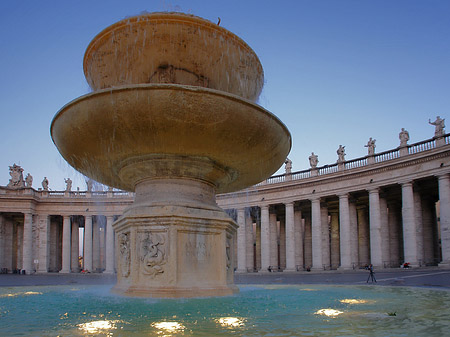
[50,12,291,297]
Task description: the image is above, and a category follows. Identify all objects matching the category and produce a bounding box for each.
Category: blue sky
[1,0,449,190]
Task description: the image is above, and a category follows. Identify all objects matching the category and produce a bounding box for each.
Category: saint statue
[429,116,445,137]
[65,178,72,191]
[309,152,319,168]
[25,173,33,188]
[365,138,376,156]
[399,128,410,147]
[337,145,346,163]
[7,164,25,189]
[284,158,292,174]
[42,177,49,191]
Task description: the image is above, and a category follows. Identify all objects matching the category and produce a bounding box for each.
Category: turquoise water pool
[0,284,449,336]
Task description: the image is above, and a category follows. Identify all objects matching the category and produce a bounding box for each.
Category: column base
[438,261,450,268]
[283,268,297,273]
[59,269,71,274]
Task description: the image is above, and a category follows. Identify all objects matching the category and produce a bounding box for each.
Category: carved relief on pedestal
[226,235,232,271]
[119,232,131,277]
[139,231,167,278]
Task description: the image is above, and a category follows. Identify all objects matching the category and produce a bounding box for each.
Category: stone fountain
[51,12,291,297]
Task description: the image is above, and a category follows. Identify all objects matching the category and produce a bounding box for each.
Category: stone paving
[1,267,449,290]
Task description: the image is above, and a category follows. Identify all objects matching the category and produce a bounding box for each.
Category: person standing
[367,264,376,283]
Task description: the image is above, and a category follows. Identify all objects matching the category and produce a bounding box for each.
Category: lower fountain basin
[50,84,291,193]
[2,284,449,336]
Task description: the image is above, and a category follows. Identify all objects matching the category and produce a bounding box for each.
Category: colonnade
[1,174,449,275]
[0,213,116,274]
[231,174,450,272]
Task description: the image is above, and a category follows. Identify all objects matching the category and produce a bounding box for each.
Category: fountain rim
[50,83,292,193]
[50,83,291,142]
[83,12,263,82]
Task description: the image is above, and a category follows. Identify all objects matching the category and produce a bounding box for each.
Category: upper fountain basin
[83,12,264,102]
[50,84,291,193]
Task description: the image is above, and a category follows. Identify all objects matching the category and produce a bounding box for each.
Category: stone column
[269,211,278,269]
[438,174,450,265]
[285,202,296,271]
[60,215,71,273]
[93,219,100,271]
[368,188,382,267]
[388,201,402,267]
[105,215,115,274]
[379,196,390,267]
[245,211,254,271]
[339,193,352,269]
[321,203,330,269]
[349,200,359,268]
[84,215,93,272]
[260,205,270,272]
[3,217,13,271]
[421,197,437,265]
[311,198,323,270]
[71,218,79,272]
[330,211,340,269]
[279,217,286,269]
[236,208,247,273]
[37,215,50,273]
[294,209,303,270]
[22,213,33,274]
[0,215,4,269]
[414,190,424,265]
[357,205,370,266]
[402,182,419,266]
[304,212,312,269]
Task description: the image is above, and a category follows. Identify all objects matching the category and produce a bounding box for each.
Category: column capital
[399,180,414,187]
[259,204,270,211]
[437,173,450,181]
[367,187,380,194]
[310,196,321,203]
[338,192,349,199]
[284,201,294,207]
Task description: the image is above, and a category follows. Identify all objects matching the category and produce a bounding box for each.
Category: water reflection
[0,291,42,298]
[315,308,344,317]
[216,316,245,328]
[151,321,185,335]
[78,320,118,334]
[340,299,369,304]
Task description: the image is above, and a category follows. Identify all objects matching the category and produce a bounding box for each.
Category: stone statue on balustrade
[309,152,319,169]
[7,164,25,189]
[399,128,410,147]
[429,116,445,137]
[65,178,72,191]
[25,173,33,188]
[284,158,292,174]
[337,145,346,163]
[365,138,376,156]
[42,177,49,191]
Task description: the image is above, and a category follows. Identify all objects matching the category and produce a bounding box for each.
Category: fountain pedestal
[113,177,238,297]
